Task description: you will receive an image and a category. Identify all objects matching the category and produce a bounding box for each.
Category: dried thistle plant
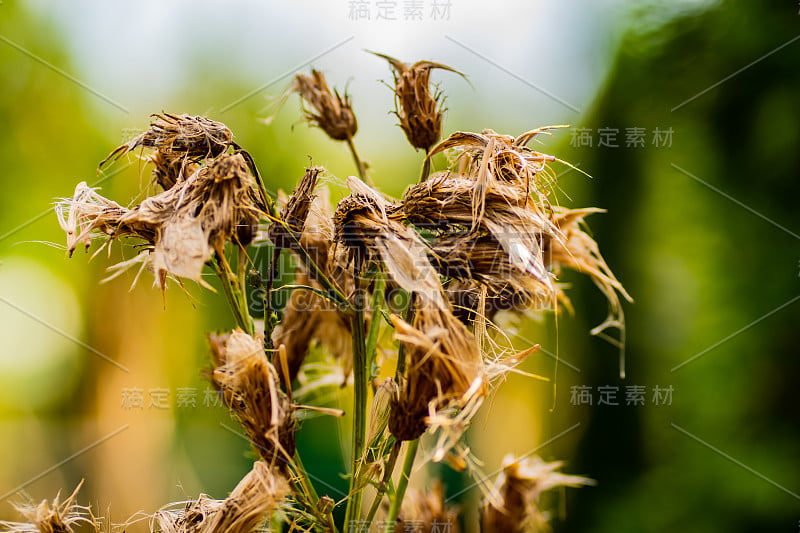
[49,51,627,532]
[291,70,357,142]
[482,455,595,533]
[0,482,102,533]
[210,330,297,467]
[151,462,289,533]
[372,52,463,152]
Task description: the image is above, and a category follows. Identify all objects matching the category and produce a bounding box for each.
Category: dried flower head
[333,176,405,262]
[482,455,594,533]
[372,52,462,151]
[210,330,297,466]
[389,301,485,441]
[270,167,322,252]
[101,113,233,169]
[291,70,358,141]
[152,462,289,533]
[57,150,264,290]
[0,482,102,533]
[396,481,460,533]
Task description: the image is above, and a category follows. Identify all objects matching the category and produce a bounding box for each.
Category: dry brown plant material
[151,462,289,533]
[101,114,233,169]
[388,301,485,441]
[395,481,460,532]
[372,52,462,151]
[210,330,297,466]
[0,482,102,533]
[291,70,358,142]
[58,150,264,290]
[482,455,594,533]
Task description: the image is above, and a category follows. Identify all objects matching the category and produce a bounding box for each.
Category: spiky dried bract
[210,330,297,466]
[482,455,594,533]
[0,482,101,533]
[548,207,632,335]
[396,481,460,533]
[372,52,462,151]
[291,70,357,141]
[152,462,289,533]
[101,113,233,169]
[389,301,485,441]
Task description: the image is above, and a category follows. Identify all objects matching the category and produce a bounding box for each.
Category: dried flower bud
[0,481,103,533]
[152,462,289,533]
[270,167,322,251]
[291,70,358,141]
[372,52,462,151]
[101,113,233,169]
[397,481,461,533]
[482,455,594,533]
[389,302,484,441]
[210,330,297,466]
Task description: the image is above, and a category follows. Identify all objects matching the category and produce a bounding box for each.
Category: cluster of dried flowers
[18,52,630,532]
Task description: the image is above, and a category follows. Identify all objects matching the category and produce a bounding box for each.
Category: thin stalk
[263,246,280,352]
[364,440,401,525]
[346,135,370,184]
[418,148,432,182]
[395,293,415,377]
[343,257,369,526]
[383,439,419,530]
[212,253,253,334]
[365,273,386,381]
[284,227,350,310]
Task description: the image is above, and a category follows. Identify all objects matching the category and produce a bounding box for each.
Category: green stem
[364,440,401,525]
[346,135,370,185]
[343,257,369,526]
[419,149,432,182]
[263,247,280,352]
[384,439,419,530]
[365,273,386,381]
[212,253,253,334]
[395,293,415,377]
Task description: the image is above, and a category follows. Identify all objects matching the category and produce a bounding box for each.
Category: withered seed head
[101,113,233,169]
[270,167,322,251]
[389,302,485,441]
[152,462,289,533]
[397,481,461,532]
[291,70,358,141]
[482,455,594,533]
[210,330,297,466]
[0,482,102,533]
[372,52,462,152]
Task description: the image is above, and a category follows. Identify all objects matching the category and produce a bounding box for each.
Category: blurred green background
[0,0,798,531]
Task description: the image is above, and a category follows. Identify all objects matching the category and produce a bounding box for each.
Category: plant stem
[346,135,370,185]
[384,439,419,530]
[364,440,401,525]
[419,148,432,182]
[263,246,280,352]
[395,293,415,377]
[212,252,253,334]
[365,273,386,381]
[343,256,369,526]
